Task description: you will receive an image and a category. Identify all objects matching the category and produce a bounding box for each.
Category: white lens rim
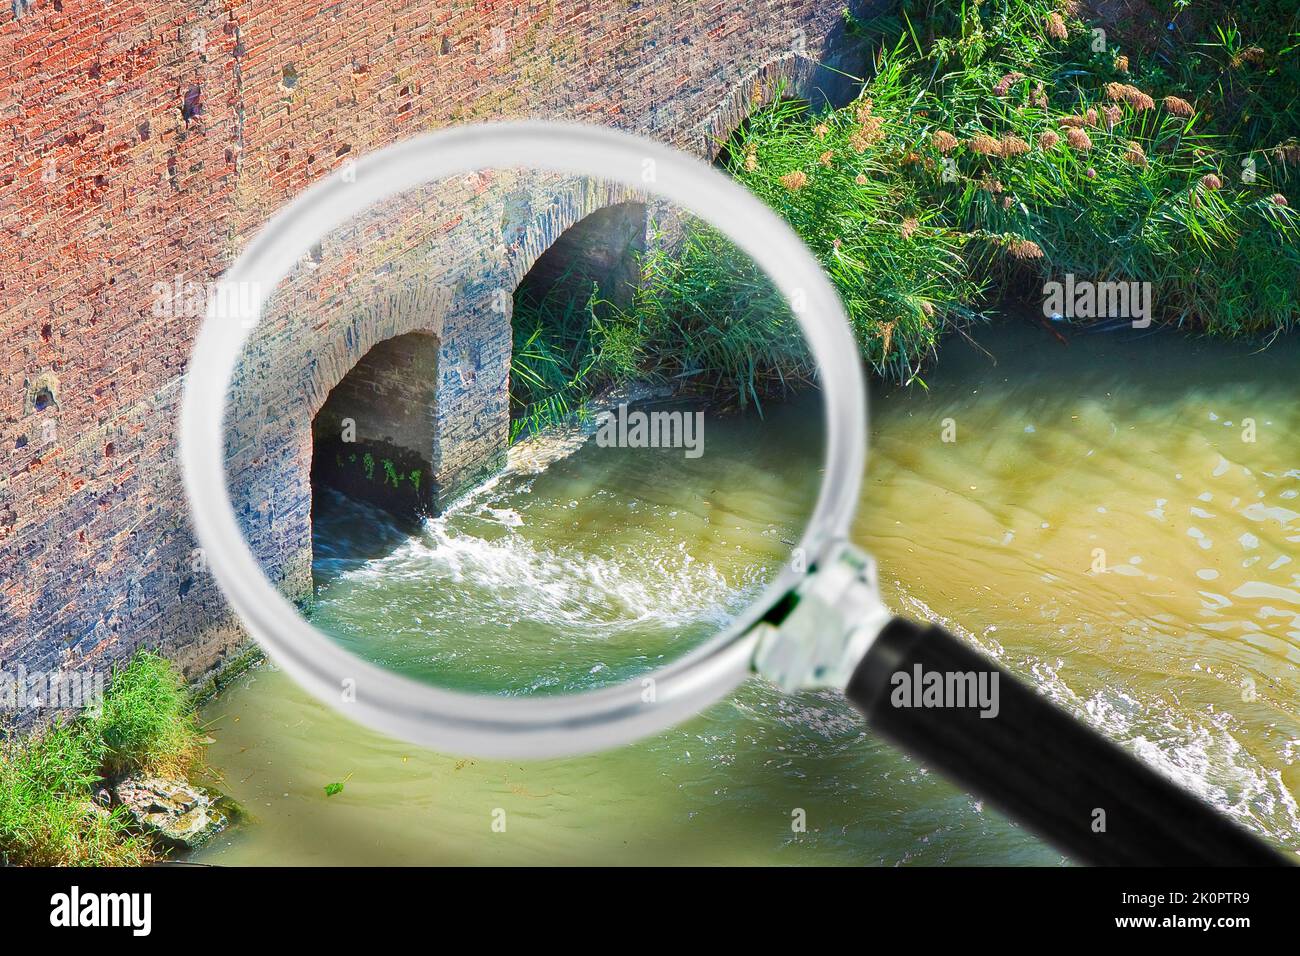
[181,121,866,758]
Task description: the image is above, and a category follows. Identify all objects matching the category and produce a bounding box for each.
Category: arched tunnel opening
[310,329,442,527]
[509,200,648,438]
[308,198,649,567]
[515,201,646,312]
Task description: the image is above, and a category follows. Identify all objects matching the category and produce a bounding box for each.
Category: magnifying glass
[181,121,1283,867]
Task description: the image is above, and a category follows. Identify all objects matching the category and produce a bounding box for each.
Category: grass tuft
[90,652,200,780]
[0,651,203,866]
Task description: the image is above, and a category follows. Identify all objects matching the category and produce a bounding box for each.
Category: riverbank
[509,0,1299,432]
[0,653,227,866]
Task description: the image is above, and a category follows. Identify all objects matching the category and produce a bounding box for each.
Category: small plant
[90,651,199,779]
[0,651,204,866]
[323,771,352,798]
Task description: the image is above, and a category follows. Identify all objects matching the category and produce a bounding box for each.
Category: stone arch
[514,200,649,313]
[310,329,444,519]
[224,173,645,599]
[698,51,863,162]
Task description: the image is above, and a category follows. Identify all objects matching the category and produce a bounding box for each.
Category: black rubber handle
[844,617,1287,866]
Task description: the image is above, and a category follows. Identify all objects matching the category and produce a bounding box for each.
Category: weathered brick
[0,0,873,726]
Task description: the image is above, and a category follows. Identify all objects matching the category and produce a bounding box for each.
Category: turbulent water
[196,318,1300,865]
[305,400,814,698]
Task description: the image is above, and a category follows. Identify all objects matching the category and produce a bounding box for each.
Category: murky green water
[306,398,821,698]
[196,318,1300,865]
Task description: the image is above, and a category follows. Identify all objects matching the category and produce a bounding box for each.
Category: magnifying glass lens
[223,170,825,697]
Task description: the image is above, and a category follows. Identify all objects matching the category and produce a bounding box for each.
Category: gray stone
[113,777,228,851]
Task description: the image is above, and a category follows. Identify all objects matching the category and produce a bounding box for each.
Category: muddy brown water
[196,318,1300,865]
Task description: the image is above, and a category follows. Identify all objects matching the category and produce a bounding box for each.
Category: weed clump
[0,652,203,866]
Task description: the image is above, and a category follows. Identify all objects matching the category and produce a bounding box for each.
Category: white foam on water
[336,518,738,637]
[1241,502,1300,527]
[886,588,1300,849]
[326,465,756,643]
[1232,581,1300,606]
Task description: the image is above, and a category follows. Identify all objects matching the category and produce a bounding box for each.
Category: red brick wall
[0,0,870,713]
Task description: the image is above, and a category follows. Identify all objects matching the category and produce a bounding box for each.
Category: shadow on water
[311,487,420,589]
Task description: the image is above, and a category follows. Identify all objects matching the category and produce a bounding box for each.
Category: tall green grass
[839,0,1297,333]
[509,0,1299,432]
[723,90,987,383]
[509,222,821,433]
[90,651,199,780]
[509,278,603,442]
[0,720,144,866]
[0,652,202,866]
[598,223,818,406]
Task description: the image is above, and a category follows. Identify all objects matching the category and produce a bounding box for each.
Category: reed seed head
[1123,141,1148,167]
[1007,237,1045,259]
[932,130,959,153]
[999,135,1030,157]
[1106,83,1154,111]
[993,72,1026,96]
